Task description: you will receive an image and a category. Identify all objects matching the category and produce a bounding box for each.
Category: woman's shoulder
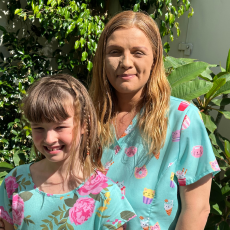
[169,96,199,116]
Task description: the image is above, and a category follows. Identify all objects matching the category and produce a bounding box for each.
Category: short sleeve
[175,104,220,186]
[97,181,136,230]
[0,173,14,225]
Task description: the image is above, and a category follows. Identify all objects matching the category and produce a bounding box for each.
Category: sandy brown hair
[22,74,103,179]
[90,11,171,154]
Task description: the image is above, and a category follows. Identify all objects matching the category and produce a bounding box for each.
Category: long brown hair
[90,11,171,154]
[22,74,103,179]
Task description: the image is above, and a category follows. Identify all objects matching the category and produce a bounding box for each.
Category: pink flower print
[12,194,24,225]
[78,171,108,195]
[134,165,148,179]
[172,130,180,142]
[46,194,53,197]
[209,160,220,171]
[125,146,137,157]
[5,176,18,198]
[114,145,121,155]
[191,145,203,158]
[0,206,13,225]
[69,197,95,225]
[150,222,161,230]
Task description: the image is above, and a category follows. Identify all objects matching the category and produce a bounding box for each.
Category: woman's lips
[118,74,136,80]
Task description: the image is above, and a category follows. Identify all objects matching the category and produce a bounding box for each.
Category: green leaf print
[120,210,136,220]
[53,217,59,225]
[58,218,67,224]
[103,224,117,230]
[102,216,111,218]
[16,175,22,181]
[19,191,33,202]
[57,224,67,230]
[117,222,122,228]
[89,193,101,201]
[12,168,17,178]
[64,209,70,218]
[103,188,109,191]
[40,224,49,230]
[64,194,78,207]
[66,223,74,230]
[24,215,35,226]
[52,211,61,216]
[49,221,53,230]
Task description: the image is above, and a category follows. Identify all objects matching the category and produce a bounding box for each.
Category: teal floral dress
[0,164,136,229]
[102,96,220,230]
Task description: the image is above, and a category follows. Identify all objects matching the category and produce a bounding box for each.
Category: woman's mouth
[118,74,136,80]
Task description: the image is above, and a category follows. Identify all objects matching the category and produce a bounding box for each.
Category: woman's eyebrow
[106,45,149,51]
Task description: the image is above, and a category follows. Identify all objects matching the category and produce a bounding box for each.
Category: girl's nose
[120,53,133,69]
[44,130,57,144]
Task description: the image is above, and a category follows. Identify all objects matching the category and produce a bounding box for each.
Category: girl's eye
[134,51,144,55]
[56,126,65,130]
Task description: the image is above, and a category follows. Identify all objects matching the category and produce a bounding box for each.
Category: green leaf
[168,62,209,87]
[221,183,230,196]
[0,26,7,33]
[133,3,140,12]
[224,140,230,158]
[87,61,93,71]
[215,81,230,97]
[205,78,226,100]
[199,68,213,81]
[80,37,85,48]
[19,191,33,202]
[171,79,213,101]
[164,42,170,53]
[201,113,217,133]
[164,57,195,69]
[169,13,175,25]
[211,203,222,215]
[219,110,230,119]
[218,221,230,230]
[66,22,76,37]
[0,162,14,171]
[120,210,136,220]
[58,218,67,224]
[57,0,61,6]
[13,152,20,166]
[81,51,88,61]
[74,40,80,50]
[15,9,22,15]
[212,98,230,106]
[226,49,230,72]
[47,0,52,5]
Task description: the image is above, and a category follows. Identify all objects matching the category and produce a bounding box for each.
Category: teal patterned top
[102,96,220,230]
[0,164,136,230]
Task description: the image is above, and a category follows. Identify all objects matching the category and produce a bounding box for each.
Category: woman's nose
[120,53,133,69]
[44,130,57,144]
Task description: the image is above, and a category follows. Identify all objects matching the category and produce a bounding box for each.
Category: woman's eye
[56,126,65,130]
[134,51,144,55]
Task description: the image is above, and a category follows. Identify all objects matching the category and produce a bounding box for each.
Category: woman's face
[105,27,154,98]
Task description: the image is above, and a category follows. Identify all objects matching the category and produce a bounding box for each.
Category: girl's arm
[175,173,212,230]
[2,219,13,230]
[0,218,5,230]
[117,227,123,230]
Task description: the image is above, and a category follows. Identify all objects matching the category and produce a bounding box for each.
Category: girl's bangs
[25,86,74,123]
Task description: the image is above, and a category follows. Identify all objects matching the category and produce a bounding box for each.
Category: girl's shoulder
[4,163,32,180]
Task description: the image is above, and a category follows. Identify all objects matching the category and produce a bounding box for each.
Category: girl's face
[31,110,82,163]
[105,27,154,99]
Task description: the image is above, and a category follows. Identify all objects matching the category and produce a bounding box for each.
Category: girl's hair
[90,11,171,154]
[22,74,103,179]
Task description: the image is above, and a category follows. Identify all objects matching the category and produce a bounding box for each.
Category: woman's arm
[2,219,13,230]
[175,173,212,230]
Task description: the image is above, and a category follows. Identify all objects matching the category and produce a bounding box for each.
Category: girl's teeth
[47,147,61,151]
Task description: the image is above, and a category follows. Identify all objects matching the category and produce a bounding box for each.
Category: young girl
[0,74,136,230]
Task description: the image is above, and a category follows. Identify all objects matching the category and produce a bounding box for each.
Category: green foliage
[119,0,194,53]
[165,51,230,228]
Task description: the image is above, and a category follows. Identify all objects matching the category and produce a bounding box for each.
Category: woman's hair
[22,74,103,179]
[90,11,171,154]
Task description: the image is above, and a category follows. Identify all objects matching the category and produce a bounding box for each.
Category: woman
[89,11,220,230]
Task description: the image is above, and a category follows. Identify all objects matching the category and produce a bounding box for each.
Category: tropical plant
[165,50,230,229]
